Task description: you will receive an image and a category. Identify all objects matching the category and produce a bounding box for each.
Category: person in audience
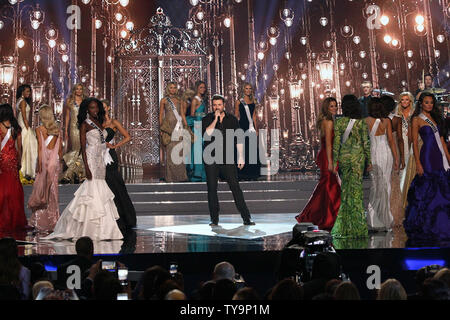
[333,281,361,300]
[232,287,260,300]
[0,237,30,300]
[419,279,450,300]
[302,252,342,300]
[156,279,184,300]
[213,279,237,300]
[165,289,186,300]
[135,265,171,300]
[29,262,49,287]
[377,279,407,300]
[409,264,443,300]
[312,279,342,300]
[56,237,94,290]
[269,279,304,300]
[196,280,216,300]
[35,288,79,300]
[433,268,450,288]
[213,261,236,281]
[32,280,54,300]
[92,270,124,300]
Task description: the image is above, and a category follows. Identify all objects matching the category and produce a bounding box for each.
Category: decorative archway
[114,8,208,176]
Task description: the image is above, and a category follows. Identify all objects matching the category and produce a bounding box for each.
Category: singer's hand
[106,143,116,149]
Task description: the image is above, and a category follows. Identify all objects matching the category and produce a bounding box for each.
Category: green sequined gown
[331,118,371,241]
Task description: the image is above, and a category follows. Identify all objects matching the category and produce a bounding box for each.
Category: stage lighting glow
[383,34,392,44]
[115,13,123,22]
[415,15,425,25]
[224,17,231,28]
[380,15,389,26]
[403,259,445,270]
[31,20,40,30]
[125,21,134,31]
[17,39,25,48]
[119,0,129,7]
[319,17,328,27]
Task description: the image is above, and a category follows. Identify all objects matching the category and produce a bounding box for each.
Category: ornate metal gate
[114,8,207,175]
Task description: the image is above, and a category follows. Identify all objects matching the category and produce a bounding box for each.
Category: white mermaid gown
[367,119,394,231]
[43,128,123,241]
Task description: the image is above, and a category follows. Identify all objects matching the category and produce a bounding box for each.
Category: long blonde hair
[39,105,60,136]
[396,92,415,116]
[240,82,257,104]
[67,83,87,106]
[164,82,180,100]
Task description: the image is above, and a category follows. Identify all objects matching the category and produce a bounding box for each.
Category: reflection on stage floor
[11,213,448,257]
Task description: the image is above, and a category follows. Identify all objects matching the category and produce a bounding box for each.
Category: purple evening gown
[403,126,450,242]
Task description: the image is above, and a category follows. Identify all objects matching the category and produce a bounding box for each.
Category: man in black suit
[56,237,94,293]
[358,81,373,118]
[202,95,255,226]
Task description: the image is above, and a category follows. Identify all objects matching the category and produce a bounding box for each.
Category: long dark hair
[77,98,106,129]
[341,95,362,119]
[317,97,337,131]
[0,238,21,287]
[0,104,21,139]
[16,84,33,107]
[413,92,445,137]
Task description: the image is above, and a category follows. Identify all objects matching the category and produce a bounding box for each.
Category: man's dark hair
[93,270,123,300]
[75,237,94,258]
[212,94,225,103]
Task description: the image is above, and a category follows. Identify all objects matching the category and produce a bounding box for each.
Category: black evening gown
[105,128,137,230]
[237,102,261,180]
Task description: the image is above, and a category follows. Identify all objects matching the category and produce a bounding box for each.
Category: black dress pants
[205,164,251,224]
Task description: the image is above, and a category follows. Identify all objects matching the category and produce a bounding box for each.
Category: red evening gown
[295,134,341,231]
[0,130,28,233]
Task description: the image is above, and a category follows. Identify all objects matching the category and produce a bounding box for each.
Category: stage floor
[14,213,445,257]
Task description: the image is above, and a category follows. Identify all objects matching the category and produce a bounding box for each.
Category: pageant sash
[240,99,256,133]
[44,135,54,148]
[419,113,449,170]
[1,128,11,151]
[85,118,114,166]
[342,119,356,144]
[167,97,183,132]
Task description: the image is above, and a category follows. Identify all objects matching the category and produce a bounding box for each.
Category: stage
[12,177,450,299]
